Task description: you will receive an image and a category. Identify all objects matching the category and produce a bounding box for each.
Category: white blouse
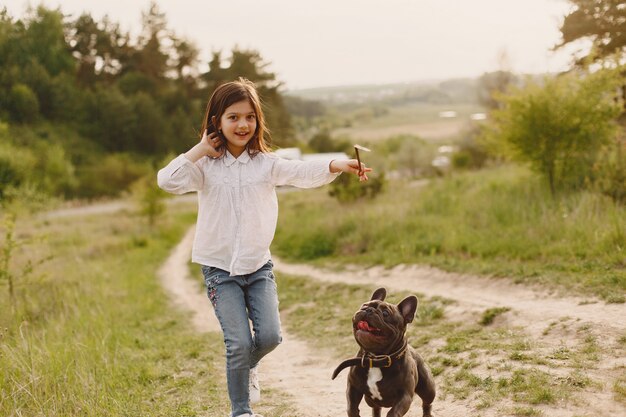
[157,151,340,275]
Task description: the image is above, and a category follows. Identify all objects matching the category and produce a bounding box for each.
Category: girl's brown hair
[200,77,271,157]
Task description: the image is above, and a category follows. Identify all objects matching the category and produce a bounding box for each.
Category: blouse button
[223,177,230,183]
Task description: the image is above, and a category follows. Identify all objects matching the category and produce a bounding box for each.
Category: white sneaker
[249,366,261,404]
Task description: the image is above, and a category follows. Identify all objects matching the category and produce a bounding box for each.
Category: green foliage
[130,92,167,154]
[453,126,491,170]
[0,214,50,314]
[480,307,511,326]
[8,84,39,123]
[0,3,297,199]
[308,130,351,153]
[484,70,623,195]
[395,138,437,177]
[85,87,137,152]
[0,137,37,200]
[76,153,150,198]
[131,173,169,227]
[0,123,78,202]
[593,139,626,203]
[275,165,626,300]
[328,171,386,203]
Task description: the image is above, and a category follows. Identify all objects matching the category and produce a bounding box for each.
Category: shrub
[75,153,150,198]
[328,171,386,203]
[483,69,623,196]
[8,84,39,123]
[593,139,626,204]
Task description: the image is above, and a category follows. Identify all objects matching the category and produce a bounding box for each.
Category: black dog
[332,288,436,417]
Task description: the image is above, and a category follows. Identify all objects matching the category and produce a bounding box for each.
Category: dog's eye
[382,310,389,318]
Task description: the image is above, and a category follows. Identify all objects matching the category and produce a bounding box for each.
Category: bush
[593,139,626,204]
[453,125,490,170]
[0,140,37,201]
[328,171,386,203]
[484,69,623,195]
[131,174,169,227]
[9,84,39,123]
[75,153,150,198]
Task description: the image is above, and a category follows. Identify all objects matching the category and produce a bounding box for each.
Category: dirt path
[159,226,625,417]
[157,227,352,417]
[272,259,626,340]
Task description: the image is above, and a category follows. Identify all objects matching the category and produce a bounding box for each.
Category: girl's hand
[330,159,372,182]
[201,129,224,158]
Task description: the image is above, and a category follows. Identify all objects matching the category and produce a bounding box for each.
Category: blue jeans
[201,260,282,417]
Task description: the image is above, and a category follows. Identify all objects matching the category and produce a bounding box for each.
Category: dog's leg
[385,394,412,417]
[372,406,381,417]
[414,353,436,415]
[347,384,363,417]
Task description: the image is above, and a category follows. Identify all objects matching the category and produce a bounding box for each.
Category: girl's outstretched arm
[329,159,372,182]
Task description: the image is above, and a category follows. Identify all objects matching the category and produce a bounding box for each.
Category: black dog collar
[331,340,408,380]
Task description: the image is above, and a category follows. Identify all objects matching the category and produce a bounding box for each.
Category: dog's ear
[371,287,386,301]
[397,296,418,323]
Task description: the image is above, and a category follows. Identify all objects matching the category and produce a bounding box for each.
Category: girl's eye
[228,116,237,120]
[247,115,256,120]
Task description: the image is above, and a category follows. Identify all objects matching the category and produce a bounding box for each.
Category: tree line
[0,2,296,154]
[0,2,300,200]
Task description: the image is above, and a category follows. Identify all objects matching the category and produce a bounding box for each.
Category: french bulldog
[332,288,436,417]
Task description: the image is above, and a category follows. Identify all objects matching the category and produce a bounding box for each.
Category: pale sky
[4,0,581,90]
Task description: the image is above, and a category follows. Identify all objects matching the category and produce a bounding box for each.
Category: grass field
[0,205,234,416]
[274,164,626,302]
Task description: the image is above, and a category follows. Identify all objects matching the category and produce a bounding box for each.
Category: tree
[67,13,128,85]
[484,70,623,195]
[556,0,626,111]
[8,84,39,123]
[556,0,626,63]
[22,6,74,77]
[132,2,169,82]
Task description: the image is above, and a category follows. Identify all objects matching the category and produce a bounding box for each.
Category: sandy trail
[272,259,626,340]
[159,226,625,417]
[158,227,353,417]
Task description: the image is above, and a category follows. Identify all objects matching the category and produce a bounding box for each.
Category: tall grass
[0,206,231,416]
[274,165,625,301]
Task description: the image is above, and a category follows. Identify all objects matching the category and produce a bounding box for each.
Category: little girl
[157,78,370,417]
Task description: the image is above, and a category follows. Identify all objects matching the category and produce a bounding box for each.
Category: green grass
[480,307,511,326]
[0,205,231,416]
[274,164,626,301]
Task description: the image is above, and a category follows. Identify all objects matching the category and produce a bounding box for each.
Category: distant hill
[285,78,480,105]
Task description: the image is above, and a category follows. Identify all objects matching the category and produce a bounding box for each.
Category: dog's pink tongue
[357,321,371,331]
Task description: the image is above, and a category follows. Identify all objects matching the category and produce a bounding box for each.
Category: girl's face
[219,100,257,157]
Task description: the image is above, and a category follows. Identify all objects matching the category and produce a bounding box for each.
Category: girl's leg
[202,266,253,417]
[245,260,282,368]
